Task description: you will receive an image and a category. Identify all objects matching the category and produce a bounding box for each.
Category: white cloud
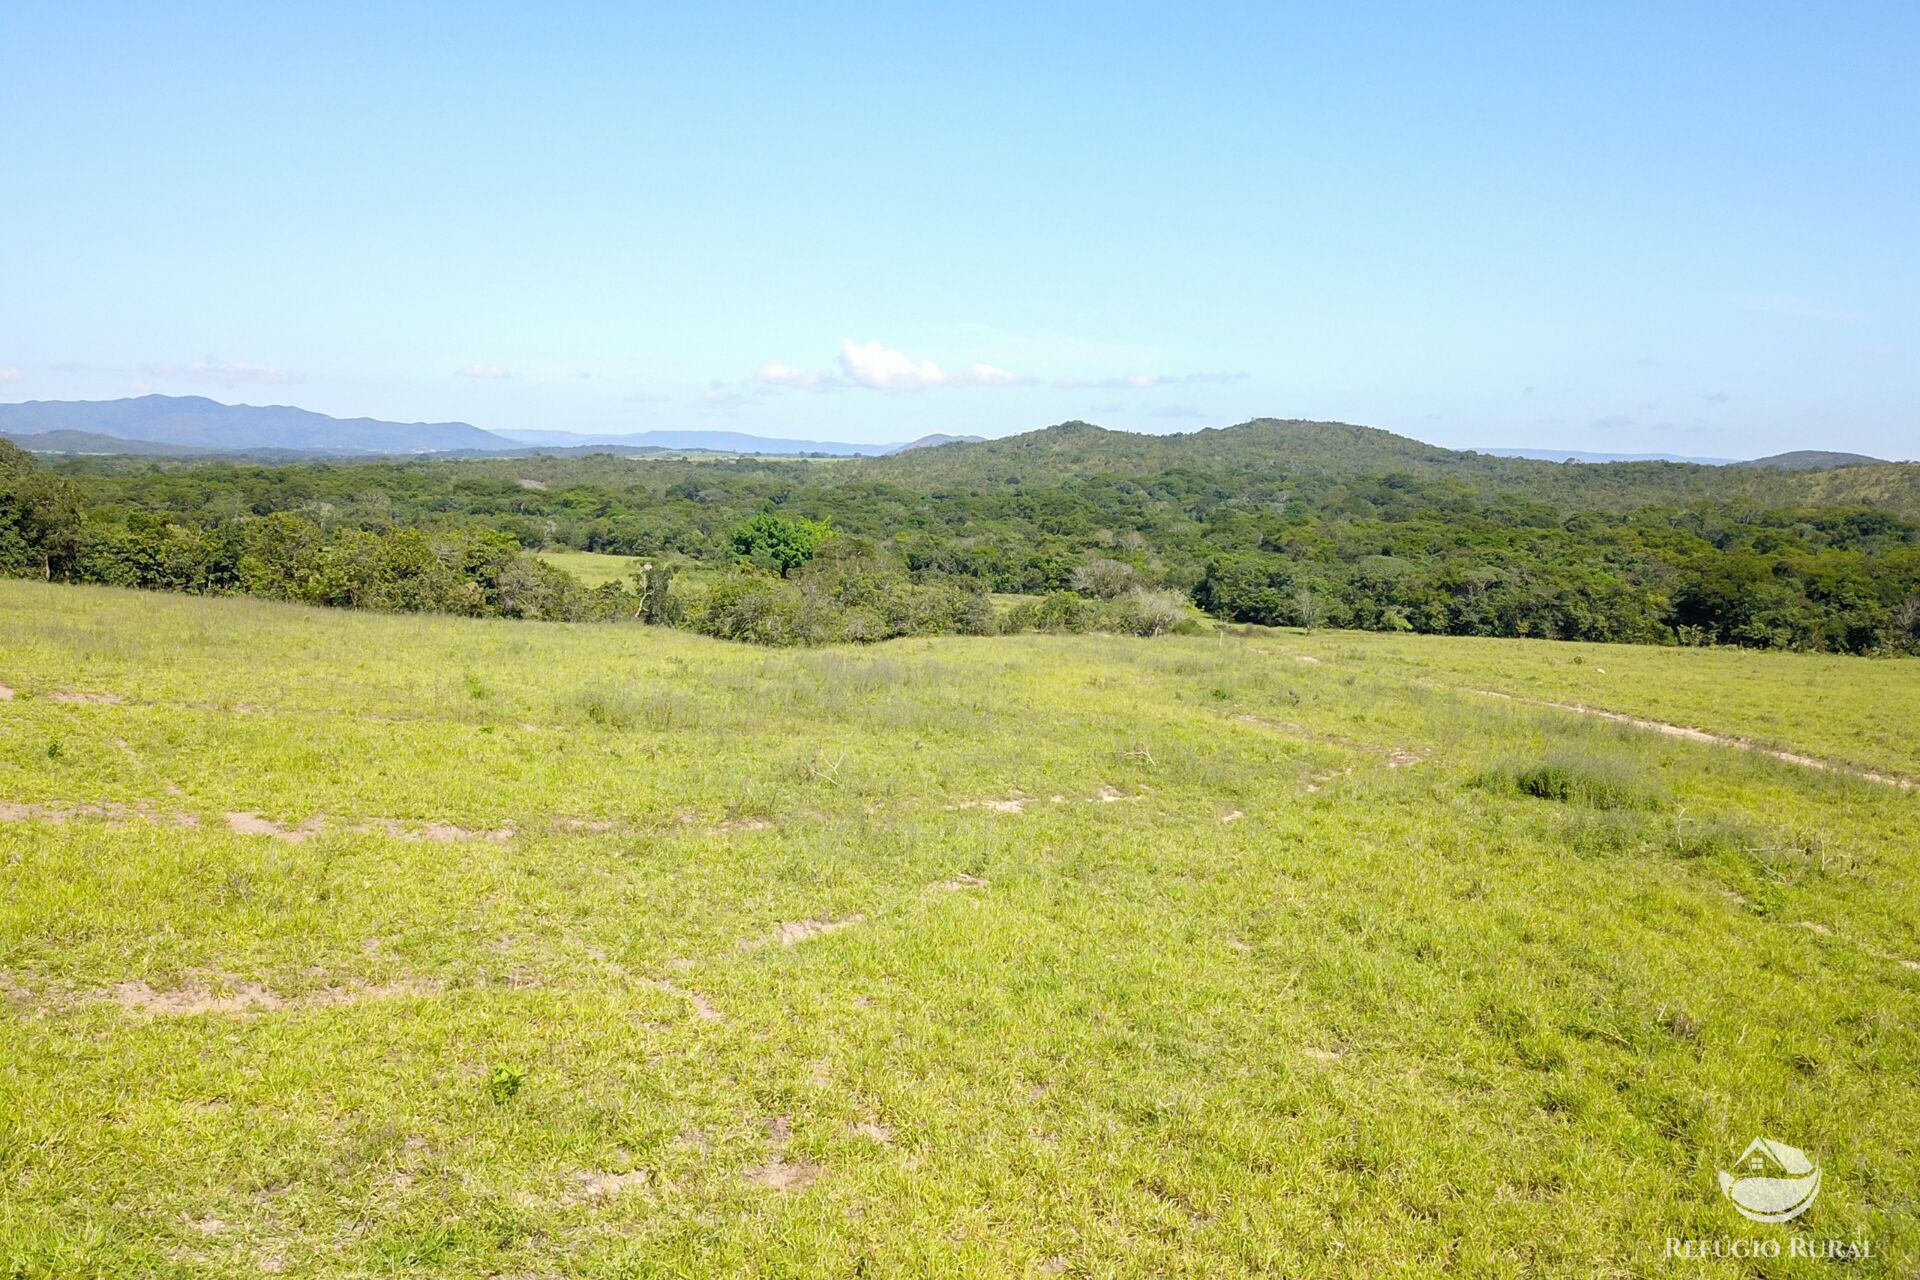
[968,363,1023,386]
[1054,371,1248,390]
[151,359,306,386]
[753,362,831,390]
[838,339,957,391]
[747,341,1032,393]
[455,363,512,380]
[0,365,20,383]
[836,340,1033,391]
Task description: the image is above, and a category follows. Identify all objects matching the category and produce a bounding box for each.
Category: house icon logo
[1718,1137,1821,1223]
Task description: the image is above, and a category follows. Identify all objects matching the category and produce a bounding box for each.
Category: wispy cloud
[0,365,20,383]
[455,363,512,380]
[753,362,831,390]
[152,359,306,386]
[837,339,1028,391]
[750,340,1033,394]
[748,343,1245,397]
[1053,371,1248,390]
[1738,294,1865,323]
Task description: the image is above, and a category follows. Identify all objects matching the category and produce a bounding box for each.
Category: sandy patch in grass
[1385,749,1425,768]
[49,690,124,704]
[648,979,723,1022]
[403,820,515,843]
[852,1121,893,1145]
[747,1117,821,1191]
[96,976,441,1017]
[567,1169,650,1202]
[707,816,774,834]
[741,916,866,950]
[114,981,282,1015]
[218,813,518,843]
[1,799,198,828]
[1220,810,1245,823]
[746,1158,821,1191]
[224,812,324,843]
[958,797,1026,814]
[1469,688,1915,787]
[1795,920,1834,936]
[1302,1046,1343,1062]
[0,683,13,701]
[931,873,988,892]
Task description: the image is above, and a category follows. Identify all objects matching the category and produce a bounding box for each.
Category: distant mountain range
[0,395,1898,471]
[0,395,508,454]
[1473,447,1739,465]
[1730,450,1889,471]
[0,396,980,458]
[497,428,887,455]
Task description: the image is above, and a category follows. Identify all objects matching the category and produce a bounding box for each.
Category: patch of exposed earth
[1467,688,1914,788]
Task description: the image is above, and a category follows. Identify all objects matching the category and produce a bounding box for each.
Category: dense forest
[6,418,1920,653]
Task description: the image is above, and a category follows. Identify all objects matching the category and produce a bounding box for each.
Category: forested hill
[858,418,1457,484]
[8,416,1920,654]
[859,417,1920,516]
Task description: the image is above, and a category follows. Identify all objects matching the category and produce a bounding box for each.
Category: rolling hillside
[1,580,1914,1274]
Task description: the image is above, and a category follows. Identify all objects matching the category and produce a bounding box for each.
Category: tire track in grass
[1464,688,1915,789]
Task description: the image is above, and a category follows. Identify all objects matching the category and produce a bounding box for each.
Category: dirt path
[1469,689,1914,789]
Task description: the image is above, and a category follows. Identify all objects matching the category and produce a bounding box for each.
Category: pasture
[1,580,1915,1276]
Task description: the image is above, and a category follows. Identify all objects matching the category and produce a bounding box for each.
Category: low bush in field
[693,539,994,646]
[1482,752,1663,810]
[1000,587,1204,638]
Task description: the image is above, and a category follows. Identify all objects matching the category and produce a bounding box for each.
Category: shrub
[1106,588,1198,636]
[1503,753,1662,810]
[1070,556,1141,600]
[575,682,644,729]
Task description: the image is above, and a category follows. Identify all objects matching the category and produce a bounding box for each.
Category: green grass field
[2,581,1916,1276]
[532,551,644,588]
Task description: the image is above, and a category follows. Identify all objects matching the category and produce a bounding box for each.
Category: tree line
[6,437,1919,653]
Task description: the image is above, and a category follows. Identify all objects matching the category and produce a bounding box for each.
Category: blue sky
[4,2,1916,454]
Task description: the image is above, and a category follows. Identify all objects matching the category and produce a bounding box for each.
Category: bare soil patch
[741,916,866,950]
[707,817,774,834]
[224,812,324,843]
[746,1118,821,1191]
[112,980,281,1015]
[953,797,1025,814]
[2,799,198,828]
[1469,689,1914,788]
[746,1158,821,1191]
[931,873,988,892]
[103,976,441,1017]
[49,690,125,705]
[0,683,13,701]
[649,979,723,1022]
[568,1169,650,1202]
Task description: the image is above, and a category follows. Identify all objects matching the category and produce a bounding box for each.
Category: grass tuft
[1484,751,1663,810]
